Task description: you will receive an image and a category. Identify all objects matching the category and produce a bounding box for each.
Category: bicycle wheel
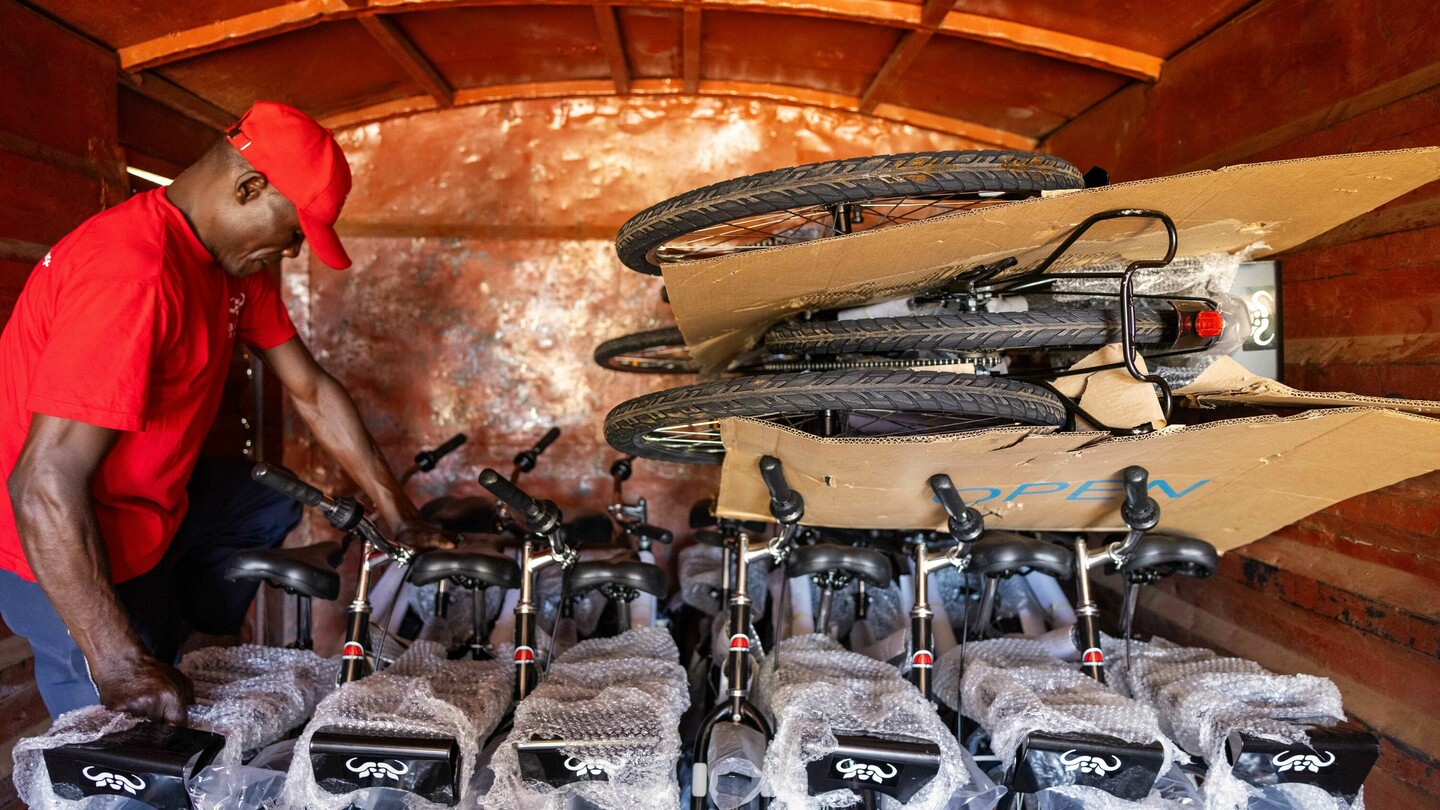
[616,150,1084,275]
[764,309,1172,355]
[604,369,1066,465]
[594,327,697,374]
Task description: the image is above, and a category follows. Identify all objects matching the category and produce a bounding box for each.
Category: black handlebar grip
[415,433,467,472]
[251,463,326,509]
[759,455,804,525]
[479,468,560,535]
[1120,465,1160,531]
[928,473,984,543]
[514,427,561,472]
[609,456,634,481]
[634,523,674,545]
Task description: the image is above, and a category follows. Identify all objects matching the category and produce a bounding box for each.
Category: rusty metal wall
[279,96,969,645]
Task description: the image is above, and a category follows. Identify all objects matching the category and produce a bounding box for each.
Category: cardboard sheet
[665,148,1440,371]
[1177,356,1440,414]
[714,403,1440,555]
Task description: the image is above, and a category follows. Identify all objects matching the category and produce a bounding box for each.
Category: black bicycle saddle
[968,532,1073,579]
[419,495,497,534]
[787,544,892,586]
[1117,534,1218,580]
[226,541,345,600]
[568,560,668,598]
[408,548,521,590]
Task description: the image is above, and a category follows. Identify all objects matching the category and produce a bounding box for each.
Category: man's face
[213,179,305,278]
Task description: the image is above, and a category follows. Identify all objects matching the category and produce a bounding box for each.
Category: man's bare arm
[261,336,449,549]
[8,414,192,723]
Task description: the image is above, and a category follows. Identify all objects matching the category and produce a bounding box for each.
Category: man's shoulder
[48,192,176,284]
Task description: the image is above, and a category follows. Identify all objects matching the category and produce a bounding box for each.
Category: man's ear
[236,172,268,205]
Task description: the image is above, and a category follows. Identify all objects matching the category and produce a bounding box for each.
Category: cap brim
[299,211,352,270]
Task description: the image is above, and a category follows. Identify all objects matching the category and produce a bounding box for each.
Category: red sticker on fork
[729,633,750,651]
[342,642,366,660]
[514,646,536,663]
[912,650,934,668]
[1082,647,1104,666]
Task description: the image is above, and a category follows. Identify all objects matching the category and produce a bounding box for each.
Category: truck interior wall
[1043,1,1440,805]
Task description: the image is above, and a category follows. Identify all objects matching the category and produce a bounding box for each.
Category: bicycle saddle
[419,495,497,534]
[968,532,1073,579]
[408,548,521,590]
[787,544,892,586]
[690,497,717,528]
[1117,534,1218,580]
[568,560,668,598]
[226,541,344,600]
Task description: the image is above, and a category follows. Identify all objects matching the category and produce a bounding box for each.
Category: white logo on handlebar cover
[834,758,898,783]
[82,766,147,795]
[563,756,616,778]
[1272,751,1336,773]
[345,758,411,780]
[1059,750,1123,775]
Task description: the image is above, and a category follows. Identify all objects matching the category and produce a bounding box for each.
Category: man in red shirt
[0,102,448,723]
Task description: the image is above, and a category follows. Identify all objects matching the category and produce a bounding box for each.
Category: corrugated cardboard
[664,148,1440,371]
[713,360,1440,553]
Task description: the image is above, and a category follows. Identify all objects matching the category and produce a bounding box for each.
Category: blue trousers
[0,457,302,719]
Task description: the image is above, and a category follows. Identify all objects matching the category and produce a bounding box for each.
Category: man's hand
[93,655,194,726]
[394,521,457,553]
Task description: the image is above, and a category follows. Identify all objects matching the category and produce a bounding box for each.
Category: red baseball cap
[226,101,353,269]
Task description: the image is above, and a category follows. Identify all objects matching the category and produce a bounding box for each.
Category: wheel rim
[602,343,694,372]
[647,192,1031,266]
[639,408,1040,458]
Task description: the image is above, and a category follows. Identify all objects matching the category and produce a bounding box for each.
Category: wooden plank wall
[1044,1,1440,806]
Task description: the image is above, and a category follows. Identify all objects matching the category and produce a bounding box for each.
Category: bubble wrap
[1034,249,1250,303]
[12,645,339,809]
[280,639,514,810]
[678,544,770,617]
[941,639,1182,772]
[478,627,689,810]
[1103,638,1350,810]
[754,634,998,810]
[181,645,339,764]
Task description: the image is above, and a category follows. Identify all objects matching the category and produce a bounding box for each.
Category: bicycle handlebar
[252,463,326,510]
[631,523,674,545]
[479,467,561,535]
[609,456,635,482]
[927,473,984,544]
[759,455,804,525]
[1120,465,1160,531]
[414,433,467,473]
[513,427,561,473]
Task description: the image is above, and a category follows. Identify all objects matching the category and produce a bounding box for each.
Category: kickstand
[1121,580,1140,681]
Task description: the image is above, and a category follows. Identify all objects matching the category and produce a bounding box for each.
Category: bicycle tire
[616,150,1085,275]
[604,369,1066,465]
[594,327,697,374]
[764,309,1171,355]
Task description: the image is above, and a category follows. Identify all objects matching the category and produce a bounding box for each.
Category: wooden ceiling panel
[24,0,282,49]
[948,0,1256,59]
[153,20,420,121]
[394,7,612,88]
[619,7,684,80]
[885,33,1127,139]
[702,11,904,99]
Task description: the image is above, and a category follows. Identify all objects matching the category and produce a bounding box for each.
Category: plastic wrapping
[14,645,337,810]
[478,627,690,810]
[678,543,770,617]
[755,634,1000,810]
[280,639,514,810]
[706,721,769,809]
[941,639,1182,773]
[1103,637,1350,810]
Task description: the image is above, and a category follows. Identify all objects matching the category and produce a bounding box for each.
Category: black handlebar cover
[514,427,561,472]
[609,456,634,482]
[414,433,467,472]
[759,455,804,525]
[479,468,561,535]
[927,473,984,543]
[1120,465,1160,531]
[251,463,326,509]
[535,426,561,453]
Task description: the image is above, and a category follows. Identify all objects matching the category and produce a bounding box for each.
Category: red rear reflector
[1194,310,1224,338]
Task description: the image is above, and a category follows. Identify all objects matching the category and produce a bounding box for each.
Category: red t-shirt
[0,189,297,582]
